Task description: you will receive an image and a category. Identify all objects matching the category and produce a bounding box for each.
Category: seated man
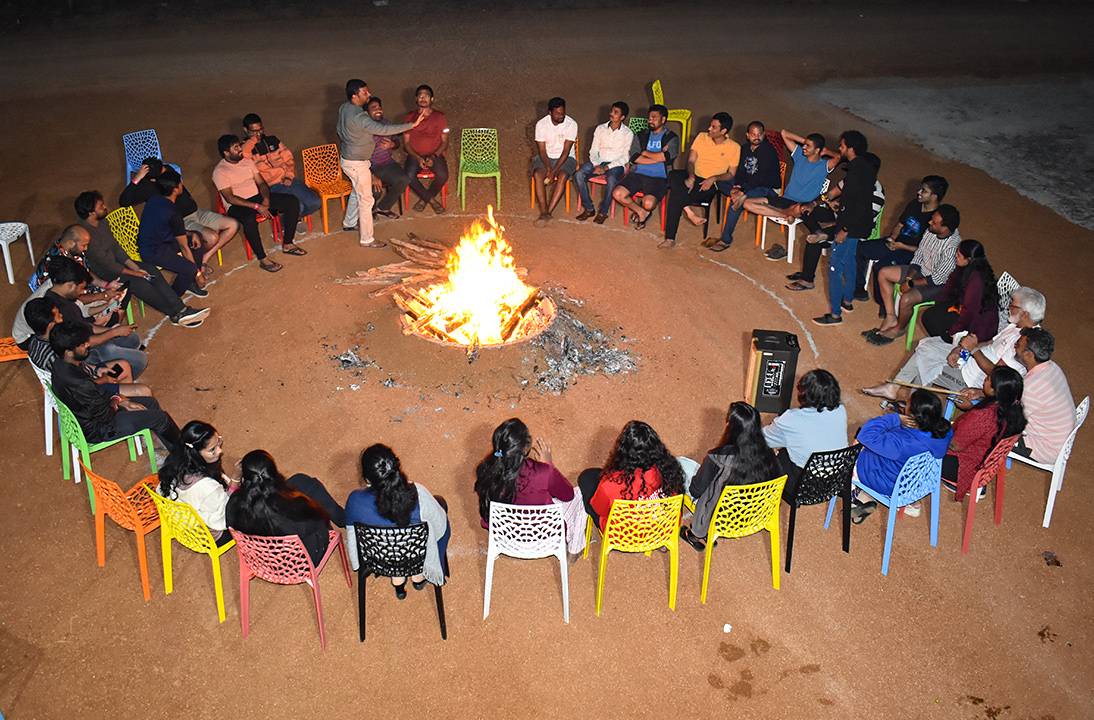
[120,157,238,270]
[531,96,578,227]
[573,101,634,225]
[214,134,305,272]
[50,323,180,455]
[866,204,962,344]
[366,96,411,219]
[707,120,782,251]
[241,113,321,222]
[403,84,450,214]
[612,104,679,230]
[137,169,211,294]
[29,225,122,323]
[77,191,208,328]
[661,112,739,248]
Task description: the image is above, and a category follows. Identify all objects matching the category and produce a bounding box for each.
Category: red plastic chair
[584,175,616,219]
[961,435,1021,554]
[621,187,668,231]
[230,529,352,649]
[404,168,448,209]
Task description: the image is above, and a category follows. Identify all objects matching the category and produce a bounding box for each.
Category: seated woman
[474,417,575,527]
[681,402,782,550]
[577,420,685,532]
[853,389,952,521]
[225,450,341,565]
[345,444,450,598]
[157,420,236,544]
[920,239,999,343]
[944,366,1026,500]
[761,369,848,496]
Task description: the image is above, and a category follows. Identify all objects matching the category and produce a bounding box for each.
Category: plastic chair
[961,435,1021,554]
[753,160,789,248]
[80,464,160,601]
[483,502,568,623]
[583,495,683,616]
[29,364,57,456]
[0,222,33,285]
[530,138,578,213]
[995,271,1020,333]
[650,80,692,152]
[786,446,863,574]
[895,278,935,351]
[301,143,353,234]
[231,528,351,649]
[828,451,941,575]
[51,388,155,515]
[103,207,147,318]
[1007,396,1088,528]
[145,489,236,623]
[628,116,649,135]
[353,523,448,641]
[215,195,277,261]
[700,475,787,602]
[121,129,163,184]
[457,128,502,211]
[404,167,448,210]
[0,336,28,363]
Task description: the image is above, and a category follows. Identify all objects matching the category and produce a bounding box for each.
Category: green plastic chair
[651,80,693,152]
[50,387,157,515]
[894,282,935,351]
[458,128,502,210]
[628,116,648,134]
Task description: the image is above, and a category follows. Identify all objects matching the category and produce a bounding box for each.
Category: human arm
[780,129,803,155]
[543,461,575,502]
[855,414,908,460]
[948,272,986,337]
[118,173,153,207]
[762,412,793,450]
[685,146,699,189]
[947,406,993,455]
[350,111,419,137]
[193,478,231,532]
[549,139,575,179]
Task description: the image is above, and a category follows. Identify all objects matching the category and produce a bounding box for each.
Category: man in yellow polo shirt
[660,112,740,248]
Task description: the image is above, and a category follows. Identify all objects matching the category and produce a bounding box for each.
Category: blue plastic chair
[121,129,182,183]
[825,451,941,576]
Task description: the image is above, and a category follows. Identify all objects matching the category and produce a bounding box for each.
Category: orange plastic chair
[80,463,160,601]
[214,194,285,261]
[301,144,353,234]
[961,435,1021,554]
[530,138,579,212]
[0,336,28,362]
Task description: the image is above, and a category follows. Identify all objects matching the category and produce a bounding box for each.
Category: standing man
[612,104,679,230]
[573,101,633,225]
[366,97,412,219]
[136,169,210,298]
[403,84,450,214]
[337,79,424,248]
[708,121,782,250]
[241,113,322,223]
[662,112,739,248]
[532,96,579,227]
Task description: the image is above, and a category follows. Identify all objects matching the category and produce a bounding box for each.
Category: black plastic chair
[353,522,447,641]
[783,445,862,573]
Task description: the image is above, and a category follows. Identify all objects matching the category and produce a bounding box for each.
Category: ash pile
[524,302,637,394]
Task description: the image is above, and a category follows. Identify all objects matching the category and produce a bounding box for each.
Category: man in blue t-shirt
[743,129,838,223]
[611,104,680,230]
[136,169,208,299]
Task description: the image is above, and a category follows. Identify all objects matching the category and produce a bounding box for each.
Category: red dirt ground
[1,4,1091,719]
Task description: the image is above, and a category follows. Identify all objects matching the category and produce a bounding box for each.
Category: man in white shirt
[532,96,578,227]
[573,101,633,225]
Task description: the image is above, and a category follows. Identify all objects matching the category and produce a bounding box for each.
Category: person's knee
[612,186,628,201]
[643,196,657,210]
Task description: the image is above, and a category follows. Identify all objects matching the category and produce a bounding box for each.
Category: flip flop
[359,241,388,249]
[851,501,877,524]
[657,238,676,249]
[282,246,307,256]
[373,209,399,219]
[709,241,732,252]
[259,261,282,273]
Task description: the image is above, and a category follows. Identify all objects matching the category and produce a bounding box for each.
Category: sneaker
[576,209,596,222]
[902,502,922,518]
[593,213,608,224]
[171,307,210,327]
[841,301,854,313]
[429,199,446,215]
[812,313,843,326]
[186,287,209,299]
[765,244,788,261]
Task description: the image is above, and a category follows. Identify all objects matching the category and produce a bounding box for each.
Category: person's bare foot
[683,206,705,226]
[861,383,899,401]
[876,315,899,334]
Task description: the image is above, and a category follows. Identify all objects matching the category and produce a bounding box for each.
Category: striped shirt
[1022,360,1075,463]
[911,229,962,285]
[27,335,56,373]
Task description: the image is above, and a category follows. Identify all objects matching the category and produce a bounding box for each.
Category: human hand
[699,178,716,192]
[116,397,143,412]
[684,176,695,191]
[959,334,978,351]
[255,203,272,219]
[533,437,553,464]
[834,229,849,244]
[188,233,202,250]
[412,109,430,127]
[956,388,982,410]
[422,156,433,168]
[592,165,606,176]
[886,240,897,251]
[133,164,150,183]
[371,176,384,193]
[946,347,962,368]
[112,324,134,338]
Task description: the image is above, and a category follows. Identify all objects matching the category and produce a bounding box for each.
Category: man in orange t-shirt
[403,84,449,214]
[241,113,321,222]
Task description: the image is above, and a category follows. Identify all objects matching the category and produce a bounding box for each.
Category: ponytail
[474,418,531,521]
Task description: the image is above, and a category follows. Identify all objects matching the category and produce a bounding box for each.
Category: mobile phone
[108,364,123,378]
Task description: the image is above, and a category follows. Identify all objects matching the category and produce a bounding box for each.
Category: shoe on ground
[171,307,210,327]
[593,213,608,224]
[342,225,358,232]
[765,244,788,260]
[787,271,804,281]
[430,199,446,215]
[841,301,854,313]
[576,209,596,222]
[786,280,815,291]
[903,502,922,518]
[186,286,209,299]
[812,313,842,326]
[413,199,427,212]
[854,290,870,302]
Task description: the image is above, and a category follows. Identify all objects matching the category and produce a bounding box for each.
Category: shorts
[183,209,233,233]
[531,155,577,177]
[619,172,669,200]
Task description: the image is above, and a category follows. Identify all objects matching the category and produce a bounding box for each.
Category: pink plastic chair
[230,529,352,648]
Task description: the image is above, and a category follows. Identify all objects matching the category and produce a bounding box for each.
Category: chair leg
[43,390,53,456]
[1042,471,1059,529]
[962,488,977,555]
[94,507,107,567]
[357,569,367,642]
[82,451,96,515]
[700,537,715,604]
[434,584,447,640]
[135,531,152,601]
[667,541,679,611]
[595,544,609,616]
[823,496,837,528]
[881,507,898,576]
[557,549,570,624]
[841,486,852,554]
[337,537,352,587]
[161,530,173,595]
[310,577,327,649]
[211,553,227,624]
[126,436,137,462]
[1,242,13,284]
[483,551,496,620]
[146,431,158,472]
[784,504,797,574]
[239,563,251,639]
[769,523,782,590]
[994,468,1006,526]
[321,199,330,234]
[582,516,593,560]
[929,485,940,547]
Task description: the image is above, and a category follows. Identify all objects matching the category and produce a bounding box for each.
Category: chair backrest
[487,502,565,559]
[795,445,864,506]
[121,129,163,180]
[766,129,789,165]
[301,143,344,186]
[50,389,90,451]
[628,116,649,135]
[230,529,322,584]
[1,336,29,363]
[80,462,157,530]
[973,435,1022,490]
[890,452,943,506]
[650,79,665,105]
[603,495,683,553]
[869,206,885,240]
[995,271,1021,333]
[353,523,429,578]
[105,206,142,261]
[1053,396,1090,472]
[459,128,500,167]
[146,489,221,554]
[709,475,787,540]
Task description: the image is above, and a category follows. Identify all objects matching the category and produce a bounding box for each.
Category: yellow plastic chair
[583,495,684,616]
[700,475,787,603]
[145,489,236,624]
[104,207,148,320]
[530,138,579,213]
[651,79,693,152]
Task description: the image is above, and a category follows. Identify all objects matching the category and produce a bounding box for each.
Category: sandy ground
[1,3,1092,719]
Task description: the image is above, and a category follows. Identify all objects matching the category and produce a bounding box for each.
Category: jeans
[718,185,772,244]
[665,170,718,240]
[109,395,181,454]
[828,236,861,316]
[372,162,411,212]
[225,193,299,260]
[141,243,206,296]
[270,177,321,217]
[88,332,147,378]
[404,155,449,203]
[341,158,375,243]
[856,240,913,307]
[573,162,624,215]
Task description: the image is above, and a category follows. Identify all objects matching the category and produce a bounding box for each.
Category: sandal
[282,246,307,256]
[657,238,676,249]
[866,331,896,346]
[201,264,216,277]
[680,526,706,552]
[851,501,877,524]
[259,261,283,273]
[785,280,814,291]
[708,241,732,252]
[359,240,388,249]
[373,209,399,219]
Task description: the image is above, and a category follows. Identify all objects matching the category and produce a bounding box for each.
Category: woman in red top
[944,366,1026,500]
[577,420,685,531]
[474,418,575,527]
[920,239,999,343]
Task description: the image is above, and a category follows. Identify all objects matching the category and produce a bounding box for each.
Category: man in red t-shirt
[403,84,449,214]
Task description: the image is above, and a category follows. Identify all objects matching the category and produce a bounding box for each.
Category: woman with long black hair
[474,418,575,527]
[920,238,999,342]
[157,420,235,544]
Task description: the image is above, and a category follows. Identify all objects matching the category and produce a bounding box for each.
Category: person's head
[141,157,164,176]
[985,366,1028,448]
[366,96,383,121]
[218,134,244,162]
[48,321,91,362]
[241,113,263,139]
[157,168,183,198]
[906,389,951,439]
[929,204,960,237]
[609,101,630,125]
[58,224,91,255]
[235,449,329,529]
[547,96,566,123]
[803,133,826,160]
[360,443,416,526]
[1008,286,1046,327]
[473,418,533,521]
[919,175,948,205]
[838,130,868,159]
[46,255,91,298]
[415,84,434,108]
[955,238,985,268]
[1016,327,1054,369]
[158,421,225,498]
[796,369,842,411]
[715,401,779,485]
[648,104,668,131]
[74,190,107,221]
[24,296,61,336]
[605,420,684,499]
[345,78,370,104]
[709,112,732,141]
[746,121,765,148]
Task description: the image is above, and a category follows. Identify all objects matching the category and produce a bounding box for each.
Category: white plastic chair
[483,502,569,623]
[0,222,33,285]
[995,271,1020,333]
[1008,396,1088,528]
[30,363,57,456]
[760,215,802,265]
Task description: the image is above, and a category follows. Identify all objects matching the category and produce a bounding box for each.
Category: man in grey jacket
[338,78,426,248]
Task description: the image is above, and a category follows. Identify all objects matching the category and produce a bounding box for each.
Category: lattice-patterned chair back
[147,489,219,554]
[459,128,500,173]
[974,435,1021,491]
[488,502,565,559]
[353,523,429,578]
[766,129,789,165]
[709,475,787,540]
[995,272,1020,333]
[232,531,321,584]
[603,495,684,554]
[628,116,649,134]
[105,206,142,261]
[795,446,863,506]
[301,144,347,188]
[890,452,943,507]
[122,129,163,181]
[81,463,158,532]
[650,79,666,105]
[52,390,90,452]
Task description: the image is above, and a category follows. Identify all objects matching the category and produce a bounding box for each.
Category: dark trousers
[799,239,831,283]
[110,396,181,454]
[142,244,206,296]
[718,185,772,243]
[776,448,805,501]
[225,193,299,260]
[921,304,958,341]
[404,155,449,203]
[802,205,837,235]
[578,467,603,528]
[664,170,719,241]
[124,262,186,316]
[372,162,411,212]
[856,240,913,306]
